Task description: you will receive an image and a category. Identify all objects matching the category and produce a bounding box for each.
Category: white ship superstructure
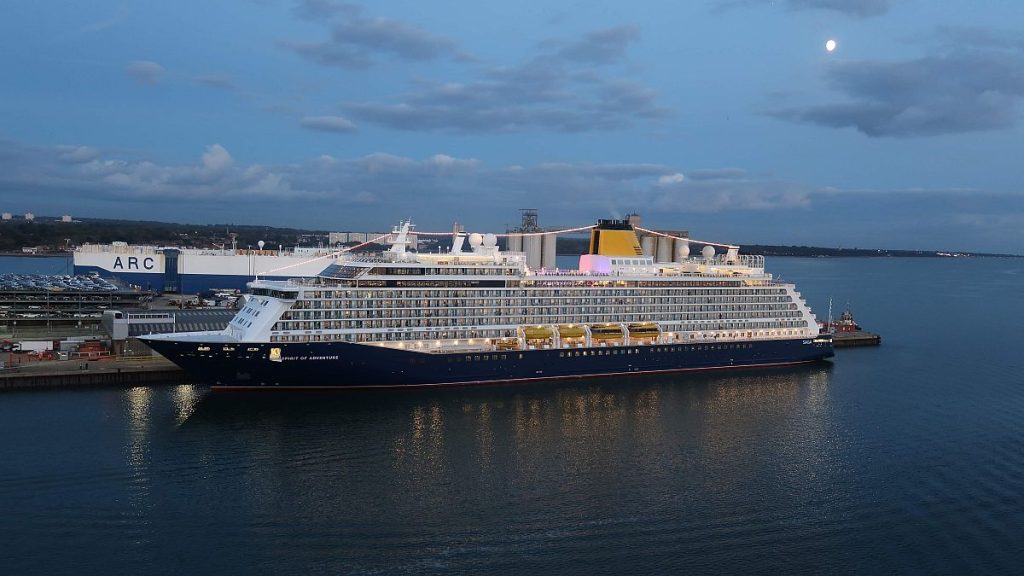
[221,221,819,350]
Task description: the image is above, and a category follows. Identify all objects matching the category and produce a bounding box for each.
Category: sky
[2,0,1023,253]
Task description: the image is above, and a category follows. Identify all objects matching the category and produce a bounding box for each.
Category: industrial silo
[655,236,673,263]
[542,233,558,269]
[674,239,690,262]
[507,234,523,253]
[524,235,543,269]
[641,235,655,258]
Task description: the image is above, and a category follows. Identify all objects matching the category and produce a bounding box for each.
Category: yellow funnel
[588,219,643,257]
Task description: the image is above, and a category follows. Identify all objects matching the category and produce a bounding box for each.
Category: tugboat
[822,308,881,347]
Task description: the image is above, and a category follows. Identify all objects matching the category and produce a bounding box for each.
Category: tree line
[0,219,330,253]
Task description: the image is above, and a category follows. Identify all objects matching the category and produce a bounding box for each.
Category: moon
[825,39,837,52]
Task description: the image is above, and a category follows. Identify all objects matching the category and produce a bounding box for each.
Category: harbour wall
[0,360,185,391]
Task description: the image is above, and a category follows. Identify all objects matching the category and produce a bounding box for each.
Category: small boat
[822,308,881,347]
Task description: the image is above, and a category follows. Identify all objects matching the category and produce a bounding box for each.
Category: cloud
[0,139,814,221]
[429,154,478,169]
[200,144,233,175]
[278,40,372,69]
[769,32,1024,137]
[648,173,812,213]
[657,173,685,185]
[4,138,1023,252]
[282,2,467,68]
[56,146,100,163]
[783,190,1024,252]
[126,63,240,91]
[346,77,668,133]
[291,0,357,20]
[718,0,892,18]
[342,26,668,134]
[330,15,463,61]
[558,25,640,64]
[684,168,749,181]
[286,12,662,134]
[126,60,164,85]
[193,74,239,91]
[299,115,359,133]
[929,25,1024,52]
[0,140,293,203]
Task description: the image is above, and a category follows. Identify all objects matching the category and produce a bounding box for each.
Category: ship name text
[113,256,156,270]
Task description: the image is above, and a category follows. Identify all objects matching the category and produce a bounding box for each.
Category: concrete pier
[0,357,184,390]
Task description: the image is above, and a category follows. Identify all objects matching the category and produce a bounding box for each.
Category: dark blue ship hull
[142,336,834,390]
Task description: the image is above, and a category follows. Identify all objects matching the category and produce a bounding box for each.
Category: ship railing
[602,270,769,280]
[373,327,816,354]
[125,312,173,324]
[679,254,764,268]
[534,269,611,277]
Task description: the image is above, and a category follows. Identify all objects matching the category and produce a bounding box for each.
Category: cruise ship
[142,219,833,389]
[73,243,350,294]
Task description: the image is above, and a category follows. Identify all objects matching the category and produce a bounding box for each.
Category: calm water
[2,257,1023,575]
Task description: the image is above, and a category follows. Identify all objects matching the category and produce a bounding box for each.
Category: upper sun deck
[244,254,769,294]
[320,243,764,275]
[246,219,767,290]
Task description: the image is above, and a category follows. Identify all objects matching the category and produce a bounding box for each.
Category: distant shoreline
[553,238,1023,259]
[0,216,1019,258]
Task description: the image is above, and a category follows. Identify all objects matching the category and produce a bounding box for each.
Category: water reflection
[182,365,835,507]
[170,384,202,427]
[124,386,152,471]
[692,368,837,504]
[476,401,494,470]
[392,402,449,491]
[122,385,154,539]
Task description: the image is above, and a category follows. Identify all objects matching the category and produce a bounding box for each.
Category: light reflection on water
[171,384,202,427]
[5,356,1022,574]
[174,365,838,529]
[124,386,152,472]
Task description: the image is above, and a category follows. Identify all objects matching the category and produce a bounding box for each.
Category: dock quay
[0,356,184,390]
[0,306,233,391]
